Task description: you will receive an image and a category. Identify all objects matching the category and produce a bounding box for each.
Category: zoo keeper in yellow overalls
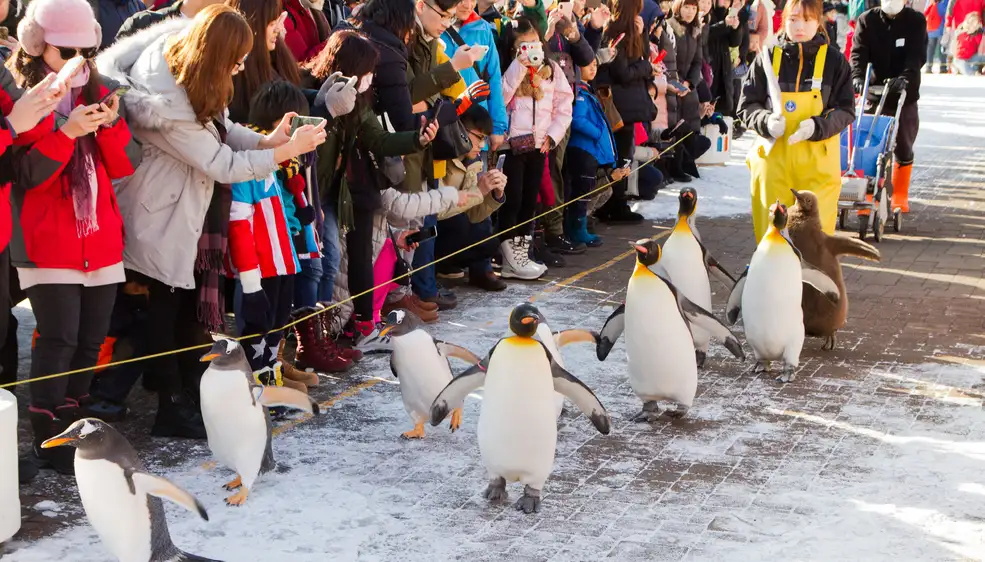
[736,0,857,242]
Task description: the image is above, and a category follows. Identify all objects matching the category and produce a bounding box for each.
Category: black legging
[499,150,547,241]
[598,125,637,215]
[345,208,375,322]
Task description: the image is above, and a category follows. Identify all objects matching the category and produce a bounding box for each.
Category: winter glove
[315,72,357,119]
[455,80,491,116]
[766,113,786,139]
[787,118,816,145]
[294,205,315,226]
[239,270,270,330]
[596,46,617,65]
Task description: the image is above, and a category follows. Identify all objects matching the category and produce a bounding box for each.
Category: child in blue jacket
[564,58,618,247]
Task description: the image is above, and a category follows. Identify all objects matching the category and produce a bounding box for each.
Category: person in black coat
[115,0,220,41]
[850,0,926,214]
[703,0,742,115]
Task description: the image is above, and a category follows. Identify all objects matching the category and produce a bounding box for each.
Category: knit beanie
[17,0,102,57]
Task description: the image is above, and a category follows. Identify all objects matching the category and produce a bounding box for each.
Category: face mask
[881,0,905,15]
[357,74,373,93]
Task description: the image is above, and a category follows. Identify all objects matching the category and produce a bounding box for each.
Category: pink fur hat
[17,0,102,57]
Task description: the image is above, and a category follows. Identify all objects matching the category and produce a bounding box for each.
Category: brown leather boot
[314,304,363,362]
[291,308,353,374]
[277,339,319,387]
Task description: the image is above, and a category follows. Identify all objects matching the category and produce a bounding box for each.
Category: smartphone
[49,56,86,93]
[495,154,507,170]
[611,33,626,49]
[289,115,326,136]
[98,85,131,105]
[728,6,739,17]
[619,158,632,169]
[558,0,573,18]
[426,98,445,130]
[405,225,438,245]
[335,74,359,89]
[667,79,688,92]
[470,44,490,59]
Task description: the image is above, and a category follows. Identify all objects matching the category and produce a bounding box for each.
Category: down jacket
[97,19,279,290]
[502,59,574,148]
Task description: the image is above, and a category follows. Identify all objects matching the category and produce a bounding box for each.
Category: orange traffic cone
[892,161,912,213]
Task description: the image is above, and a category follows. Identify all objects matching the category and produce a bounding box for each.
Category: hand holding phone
[495,153,506,170]
[290,115,327,136]
[98,85,131,106]
[610,32,626,49]
[49,56,86,93]
[404,225,437,246]
[558,0,573,19]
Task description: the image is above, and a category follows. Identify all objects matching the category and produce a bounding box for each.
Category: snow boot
[314,304,364,361]
[276,339,319,388]
[292,308,353,373]
[29,407,76,475]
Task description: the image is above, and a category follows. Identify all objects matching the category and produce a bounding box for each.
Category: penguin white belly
[660,233,713,351]
[533,324,565,420]
[75,457,152,562]
[200,368,268,487]
[478,340,557,488]
[742,247,804,361]
[392,331,453,423]
[625,274,698,406]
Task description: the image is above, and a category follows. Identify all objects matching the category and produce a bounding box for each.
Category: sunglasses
[55,46,97,60]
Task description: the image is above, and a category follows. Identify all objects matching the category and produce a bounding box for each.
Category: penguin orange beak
[40,437,75,448]
[379,325,394,337]
[520,316,536,325]
[634,245,648,254]
[200,353,220,362]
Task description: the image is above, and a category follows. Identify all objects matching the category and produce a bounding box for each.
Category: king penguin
[726,202,841,382]
[788,189,881,350]
[380,309,481,439]
[654,187,738,367]
[41,418,219,562]
[430,303,611,514]
[199,338,319,506]
[596,239,745,420]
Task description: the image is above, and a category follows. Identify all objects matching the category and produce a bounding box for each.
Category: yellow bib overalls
[747,44,841,243]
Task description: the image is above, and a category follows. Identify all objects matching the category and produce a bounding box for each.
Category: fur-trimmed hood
[96,18,196,131]
[668,15,703,38]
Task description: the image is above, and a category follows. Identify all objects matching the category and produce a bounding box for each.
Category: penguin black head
[770,201,789,230]
[789,188,819,219]
[677,187,697,217]
[509,303,542,338]
[200,337,248,368]
[379,309,423,339]
[41,417,112,451]
[631,238,661,267]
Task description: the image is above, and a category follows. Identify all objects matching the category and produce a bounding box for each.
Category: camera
[518,41,545,67]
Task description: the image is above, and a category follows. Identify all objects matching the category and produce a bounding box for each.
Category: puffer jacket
[703,6,743,115]
[283,0,329,63]
[441,14,508,136]
[596,36,656,125]
[97,19,279,290]
[737,34,856,142]
[435,158,503,223]
[502,59,574,148]
[669,16,704,131]
[656,20,681,127]
[568,82,618,167]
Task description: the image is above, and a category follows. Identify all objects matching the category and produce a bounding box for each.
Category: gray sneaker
[354,323,393,354]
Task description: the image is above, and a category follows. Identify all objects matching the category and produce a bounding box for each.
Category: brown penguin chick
[788,189,881,350]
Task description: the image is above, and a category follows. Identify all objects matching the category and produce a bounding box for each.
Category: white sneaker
[500,237,546,280]
[354,323,393,354]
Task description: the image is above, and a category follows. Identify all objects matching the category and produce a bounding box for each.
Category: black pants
[499,150,547,241]
[894,101,919,165]
[345,208,375,322]
[598,126,636,216]
[26,282,117,412]
[435,214,499,277]
[563,146,599,216]
[238,275,295,372]
[88,286,149,404]
[130,271,211,404]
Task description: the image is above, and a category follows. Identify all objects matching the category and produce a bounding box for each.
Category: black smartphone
[426,99,445,130]
[406,225,438,245]
[667,79,688,92]
[98,85,131,105]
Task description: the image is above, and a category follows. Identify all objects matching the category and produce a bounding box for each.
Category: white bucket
[0,388,20,542]
[696,116,733,166]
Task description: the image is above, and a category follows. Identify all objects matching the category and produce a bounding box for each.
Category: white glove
[787,118,816,145]
[766,113,786,139]
[596,46,617,65]
[316,72,357,119]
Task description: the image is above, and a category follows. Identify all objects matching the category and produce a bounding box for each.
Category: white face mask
[357,74,373,93]
[881,0,905,15]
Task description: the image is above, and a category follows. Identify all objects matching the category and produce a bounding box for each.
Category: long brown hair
[226,0,302,123]
[6,49,103,104]
[605,0,645,60]
[165,4,253,124]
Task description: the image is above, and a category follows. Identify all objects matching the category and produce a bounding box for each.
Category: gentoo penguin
[199,338,319,506]
[788,189,881,350]
[596,239,744,420]
[429,303,611,514]
[654,187,737,367]
[41,418,218,562]
[725,202,841,382]
[380,309,480,439]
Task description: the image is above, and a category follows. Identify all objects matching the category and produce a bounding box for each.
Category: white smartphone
[49,56,86,93]
[495,154,507,170]
[470,44,490,59]
[558,0,573,18]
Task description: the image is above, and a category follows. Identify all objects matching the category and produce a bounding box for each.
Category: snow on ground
[6,280,985,561]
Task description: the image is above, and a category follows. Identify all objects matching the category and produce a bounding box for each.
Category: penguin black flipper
[434,340,482,365]
[553,329,599,347]
[174,552,224,562]
[695,238,737,286]
[801,263,841,304]
[389,355,399,378]
[540,343,611,435]
[725,267,748,325]
[429,342,497,426]
[131,472,210,521]
[661,276,746,361]
[596,304,626,361]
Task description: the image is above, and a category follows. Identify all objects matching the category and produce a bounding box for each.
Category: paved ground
[2,74,985,561]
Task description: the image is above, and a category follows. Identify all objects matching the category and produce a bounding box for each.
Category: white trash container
[0,388,20,542]
[696,116,733,166]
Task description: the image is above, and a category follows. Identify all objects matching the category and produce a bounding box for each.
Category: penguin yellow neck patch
[673,215,692,235]
[505,336,539,346]
[632,262,655,279]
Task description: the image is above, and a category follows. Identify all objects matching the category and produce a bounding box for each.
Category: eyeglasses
[467,129,487,146]
[55,46,97,60]
[235,53,249,71]
[423,1,455,24]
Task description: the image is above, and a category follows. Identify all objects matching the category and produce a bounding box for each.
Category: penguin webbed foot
[664,404,689,419]
[695,350,707,369]
[775,367,797,383]
[449,408,463,432]
[223,475,242,491]
[632,401,662,423]
[751,361,771,374]
[821,335,836,351]
[225,488,249,506]
[483,477,508,502]
[401,423,426,440]
[514,486,541,514]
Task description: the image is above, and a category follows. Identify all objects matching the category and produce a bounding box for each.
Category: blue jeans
[411,214,438,299]
[295,207,342,307]
[927,36,947,70]
[954,55,985,76]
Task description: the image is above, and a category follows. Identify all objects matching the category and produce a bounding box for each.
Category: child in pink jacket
[497,16,574,281]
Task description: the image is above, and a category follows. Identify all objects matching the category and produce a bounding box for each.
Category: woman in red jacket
[283,0,331,64]
[7,0,141,474]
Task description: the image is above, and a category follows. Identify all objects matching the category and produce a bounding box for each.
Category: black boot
[19,456,39,484]
[29,408,76,475]
[151,394,208,439]
[531,231,565,268]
